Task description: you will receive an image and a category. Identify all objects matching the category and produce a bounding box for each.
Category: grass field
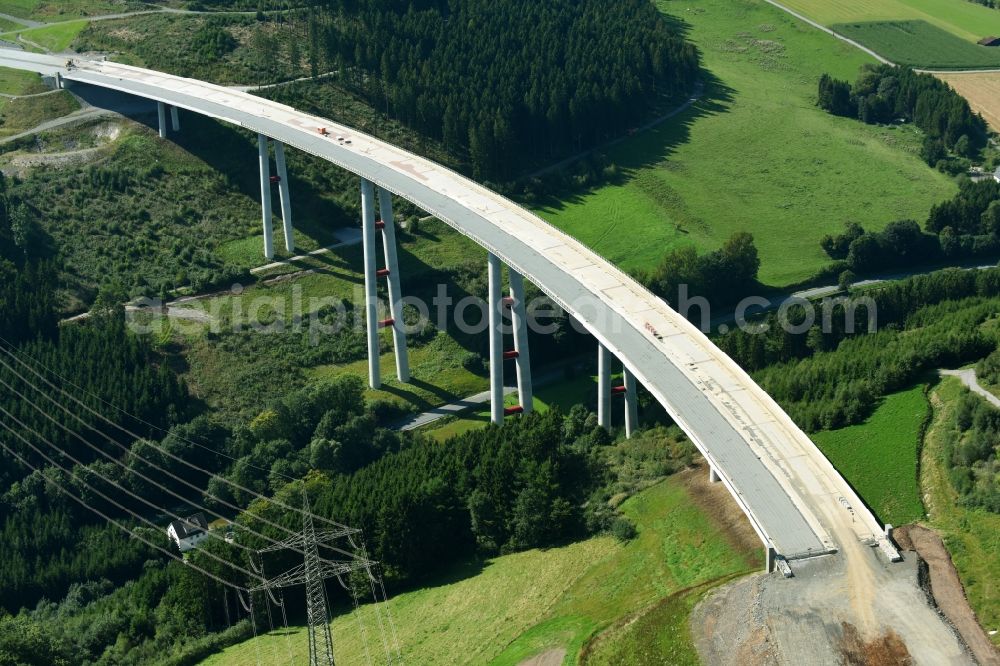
[533,0,955,287]
[811,384,928,526]
[923,377,1000,646]
[0,65,46,95]
[0,19,88,52]
[0,89,78,135]
[0,15,24,31]
[935,72,1000,132]
[833,20,1000,69]
[0,0,144,21]
[776,0,1000,43]
[200,471,760,665]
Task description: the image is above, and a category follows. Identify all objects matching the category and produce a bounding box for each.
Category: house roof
[168,512,209,539]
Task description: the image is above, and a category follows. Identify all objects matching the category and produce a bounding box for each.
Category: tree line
[717,266,1000,430]
[945,369,1000,513]
[819,179,1000,276]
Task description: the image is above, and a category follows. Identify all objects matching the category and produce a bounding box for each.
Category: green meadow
[533,0,955,287]
[200,474,759,665]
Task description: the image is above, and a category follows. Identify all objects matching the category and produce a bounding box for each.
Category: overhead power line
[0,411,267,586]
[0,371,363,566]
[0,346,367,564]
[0,432,247,592]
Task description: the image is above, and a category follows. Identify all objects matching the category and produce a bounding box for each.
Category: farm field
[775,0,1000,43]
[923,377,1000,646]
[534,0,956,287]
[833,20,1000,69]
[811,384,928,526]
[934,71,1000,132]
[200,470,760,665]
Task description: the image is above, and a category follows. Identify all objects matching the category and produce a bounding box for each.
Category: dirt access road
[895,525,1000,666]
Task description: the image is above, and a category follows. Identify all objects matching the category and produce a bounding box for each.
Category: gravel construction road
[693,548,973,665]
[895,525,1000,666]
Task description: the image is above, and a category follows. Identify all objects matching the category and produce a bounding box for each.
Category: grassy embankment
[533,0,955,287]
[0,65,78,136]
[811,383,928,526]
[923,377,1000,645]
[0,19,88,52]
[200,471,761,665]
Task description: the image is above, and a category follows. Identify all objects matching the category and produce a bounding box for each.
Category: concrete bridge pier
[257,134,275,260]
[361,179,382,388]
[709,466,721,483]
[376,187,410,383]
[487,257,534,424]
[488,253,504,424]
[508,269,533,413]
[170,105,180,133]
[157,102,167,138]
[360,180,411,388]
[765,546,776,573]
[623,368,638,437]
[597,343,611,428]
[274,141,294,253]
[597,343,638,437]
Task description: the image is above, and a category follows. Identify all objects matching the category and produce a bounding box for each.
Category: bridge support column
[597,344,638,437]
[623,368,638,438]
[361,179,381,388]
[170,105,180,133]
[597,344,611,428]
[488,253,504,424]
[765,547,776,573]
[377,187,410,383]
[509,269,533,413]
[709,466,721,483]
[54,72,62,89]
[157,102,167,139]
[274,141,294,253]
[257,134,274,260]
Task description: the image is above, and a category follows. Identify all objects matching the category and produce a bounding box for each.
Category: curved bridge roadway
[0,49,971,662]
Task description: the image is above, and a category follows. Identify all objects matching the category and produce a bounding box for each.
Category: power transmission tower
[250,490,371,666]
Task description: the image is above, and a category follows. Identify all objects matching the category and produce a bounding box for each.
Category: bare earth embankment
[894,525,1000,666]
[692,547,972,665]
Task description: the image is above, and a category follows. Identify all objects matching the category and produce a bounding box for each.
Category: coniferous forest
[299,0,700,179]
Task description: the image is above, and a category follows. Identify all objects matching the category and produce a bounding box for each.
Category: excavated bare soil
[894,525,1000,666]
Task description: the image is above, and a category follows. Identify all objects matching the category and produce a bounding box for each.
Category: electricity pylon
[250,491,370,666]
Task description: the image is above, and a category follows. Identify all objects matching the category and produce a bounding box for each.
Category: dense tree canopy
[303,0,699,179]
